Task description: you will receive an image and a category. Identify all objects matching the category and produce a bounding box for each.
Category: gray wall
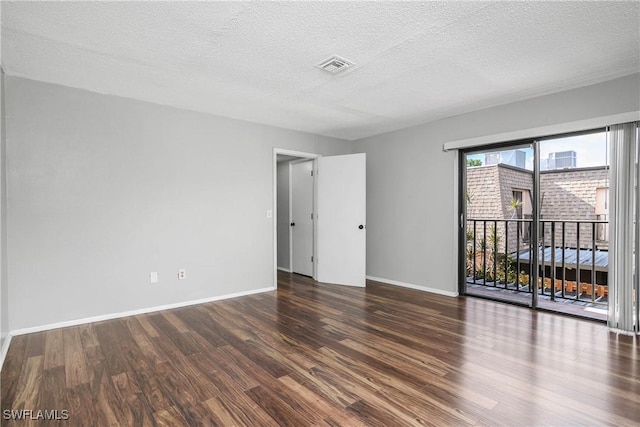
[3,72,638,331]
[276,161,290,270]
[4,76,350,331]
[353,73,640,293]
[1,70,7,347]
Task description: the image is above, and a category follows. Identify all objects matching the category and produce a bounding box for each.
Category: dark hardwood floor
[1,272,638,426]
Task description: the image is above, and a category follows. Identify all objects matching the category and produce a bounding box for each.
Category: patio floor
[465,281,607,321]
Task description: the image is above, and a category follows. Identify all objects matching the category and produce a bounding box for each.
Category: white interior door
[291,161,314,276]
[317,153,366,286]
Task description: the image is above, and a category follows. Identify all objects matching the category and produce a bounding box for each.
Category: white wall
[276,161,290,270]
[4,76,350,332]
[353,73,640,294]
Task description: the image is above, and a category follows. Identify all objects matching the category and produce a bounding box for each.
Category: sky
[467,131,608,170]
[538,131,608,169]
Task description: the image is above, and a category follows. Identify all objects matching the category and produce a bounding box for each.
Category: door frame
[457,139,538,305]
[289,158,315,277]
[273,148,321,289]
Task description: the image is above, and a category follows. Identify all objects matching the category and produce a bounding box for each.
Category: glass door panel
[461,143,536,307]
[535,130,608,320]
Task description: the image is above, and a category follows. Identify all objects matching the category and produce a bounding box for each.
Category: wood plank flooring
[1,272,638,426]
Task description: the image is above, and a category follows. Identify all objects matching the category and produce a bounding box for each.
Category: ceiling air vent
[316,55,354,73]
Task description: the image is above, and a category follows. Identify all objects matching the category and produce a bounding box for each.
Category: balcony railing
[466,218,609,306]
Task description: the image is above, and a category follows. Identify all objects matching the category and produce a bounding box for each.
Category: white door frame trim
[273,148,321,289]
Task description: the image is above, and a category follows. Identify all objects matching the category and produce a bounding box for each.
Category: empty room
[1,1,639,426]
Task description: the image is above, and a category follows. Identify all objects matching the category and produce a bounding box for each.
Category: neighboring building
[484,149,527,169]
[541,150,577,170]
[467,164,532,253]
[467,163,609,253]
[540,166,609,248]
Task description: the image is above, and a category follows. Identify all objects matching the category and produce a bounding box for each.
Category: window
[512,190,523,219]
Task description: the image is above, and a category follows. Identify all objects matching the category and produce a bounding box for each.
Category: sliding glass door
[460,129,611,320]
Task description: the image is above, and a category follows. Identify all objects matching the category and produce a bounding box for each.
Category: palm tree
[507,197,522,219]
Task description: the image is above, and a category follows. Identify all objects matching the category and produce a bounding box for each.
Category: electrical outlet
[150,272,159,284]
[178,269,186,280]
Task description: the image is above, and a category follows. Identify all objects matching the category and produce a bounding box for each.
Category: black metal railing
[466,218,609,306]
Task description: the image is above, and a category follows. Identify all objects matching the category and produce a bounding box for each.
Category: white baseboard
[277,267,291,273]
[366,275,458,297]
[9,286,276,337]
[0,334,13,373]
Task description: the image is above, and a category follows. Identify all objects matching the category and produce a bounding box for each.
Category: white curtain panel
[607,122,638,333]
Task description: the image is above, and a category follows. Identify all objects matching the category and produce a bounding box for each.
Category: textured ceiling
[2,1,639,140]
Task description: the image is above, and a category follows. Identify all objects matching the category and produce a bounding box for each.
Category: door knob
[359,224,364,229]
[291,222,295,227]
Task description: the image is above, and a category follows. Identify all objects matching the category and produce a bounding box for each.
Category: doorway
[274,149,319,287]
[273,149,367,289]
